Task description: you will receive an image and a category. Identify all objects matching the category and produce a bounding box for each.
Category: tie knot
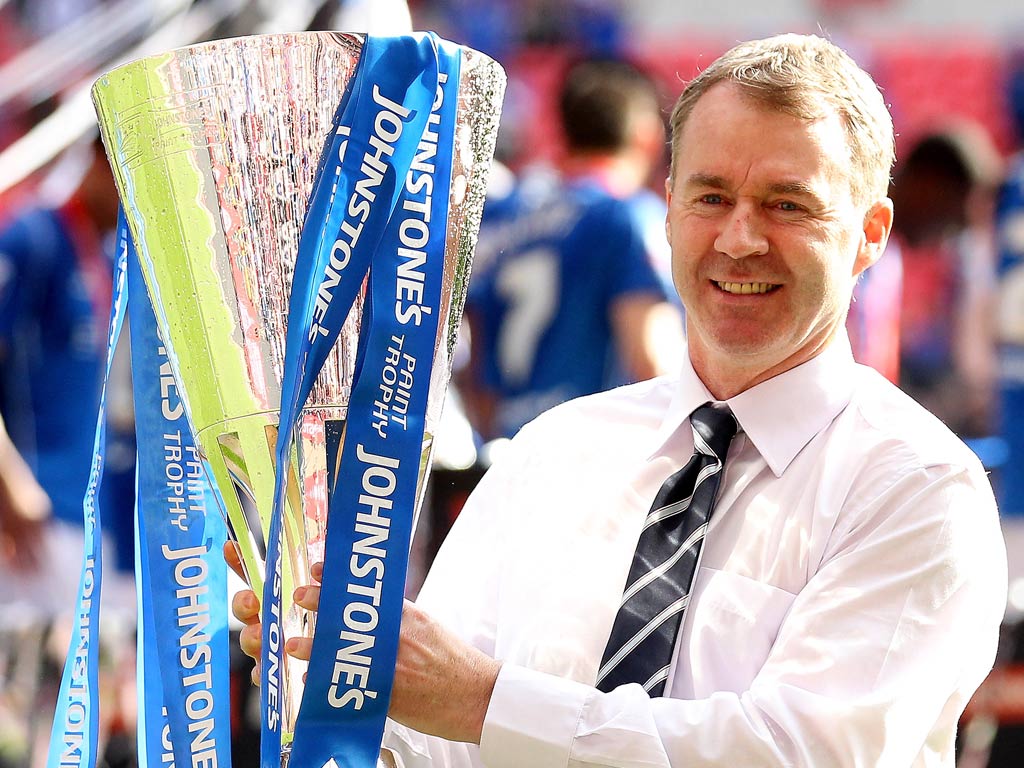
[690,402,738,459]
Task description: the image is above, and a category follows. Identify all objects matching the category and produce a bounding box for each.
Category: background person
[889,126,1002,438]
[460,57,684,442]
[995,57,1024,520]
[0,137,136,768]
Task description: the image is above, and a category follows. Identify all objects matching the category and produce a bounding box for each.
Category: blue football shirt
[468,175,668,438]
[0,204,107,526]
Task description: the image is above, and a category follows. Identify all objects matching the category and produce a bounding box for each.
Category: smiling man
[236,33,1007,767]
[665,72,893,400]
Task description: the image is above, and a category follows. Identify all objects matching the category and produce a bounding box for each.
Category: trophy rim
[90,30,367,92]
[90,30,504,96]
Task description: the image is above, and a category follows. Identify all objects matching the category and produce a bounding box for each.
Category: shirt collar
[651,335,858,477]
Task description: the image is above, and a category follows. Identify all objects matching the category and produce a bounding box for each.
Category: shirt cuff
[479,664,591,768]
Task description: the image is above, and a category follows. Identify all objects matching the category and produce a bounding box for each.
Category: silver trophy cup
[91,31,504,760]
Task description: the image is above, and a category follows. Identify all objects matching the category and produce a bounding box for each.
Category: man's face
[666,82,891,390]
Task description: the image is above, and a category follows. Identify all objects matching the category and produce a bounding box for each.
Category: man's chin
[704,334,778,361]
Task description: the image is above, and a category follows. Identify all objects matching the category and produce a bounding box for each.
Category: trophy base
[278,745,397,768]
[276,745,398,768]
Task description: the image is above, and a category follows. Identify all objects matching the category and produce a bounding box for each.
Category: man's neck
[559,152,645,198]
[688,336,835,400]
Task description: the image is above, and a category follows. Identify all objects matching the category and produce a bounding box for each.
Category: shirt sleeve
[478,461,1007,768]
[597,199,667,304]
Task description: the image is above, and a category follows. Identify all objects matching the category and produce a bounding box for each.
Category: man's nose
[713,203,769,260]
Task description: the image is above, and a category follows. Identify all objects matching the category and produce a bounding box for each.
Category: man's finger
[294,584,321,611]
[223,540,247,582]
[232,588,261,625]
[239,622,262,660]
[285,636,313,661]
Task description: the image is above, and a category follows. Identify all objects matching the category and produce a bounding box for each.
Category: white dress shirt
[384,336,1007,767]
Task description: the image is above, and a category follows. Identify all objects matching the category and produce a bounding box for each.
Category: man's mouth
[713,281,780,295]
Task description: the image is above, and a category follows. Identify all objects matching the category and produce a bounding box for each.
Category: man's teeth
[716,281,777,295]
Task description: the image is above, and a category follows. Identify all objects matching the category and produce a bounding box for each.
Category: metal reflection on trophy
[91,31,505,757]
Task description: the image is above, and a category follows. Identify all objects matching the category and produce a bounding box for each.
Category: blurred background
[0,1,1023,766]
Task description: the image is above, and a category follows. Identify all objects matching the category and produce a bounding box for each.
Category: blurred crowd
[1,1,1024,767]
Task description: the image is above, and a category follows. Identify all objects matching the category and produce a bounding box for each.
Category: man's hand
[389,599,502,744]
[225,541,263,685]
[290,579,501,744]
[225,542,503,745]
[0,421,51,571]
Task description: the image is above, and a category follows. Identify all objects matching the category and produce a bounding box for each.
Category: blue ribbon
[128,225,232,768]
[259,33,461,768]
[292,37,461,768]
[46,212,129,768]
[134,504,164,766]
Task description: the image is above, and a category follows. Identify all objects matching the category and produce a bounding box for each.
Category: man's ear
[854,197,894,277]
[664,177,674,244]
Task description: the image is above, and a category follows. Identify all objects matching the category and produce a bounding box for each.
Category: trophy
[91,31,504,765]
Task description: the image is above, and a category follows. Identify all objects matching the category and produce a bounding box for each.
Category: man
[461,58,683,441]
[0,138,136,593]
[889,128,1001,436]
[995,57,1024,519]
[235,34,1006,766]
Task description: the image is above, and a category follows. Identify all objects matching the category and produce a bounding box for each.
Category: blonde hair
[669,34,895,204]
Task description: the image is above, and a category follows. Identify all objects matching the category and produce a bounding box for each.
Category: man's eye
[776,200,801,212]
[700,194,724,205]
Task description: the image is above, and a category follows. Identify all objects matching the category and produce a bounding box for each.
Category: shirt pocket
[676,567,797,697]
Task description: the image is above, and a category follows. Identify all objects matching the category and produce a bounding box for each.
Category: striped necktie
[596,402,738,696]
